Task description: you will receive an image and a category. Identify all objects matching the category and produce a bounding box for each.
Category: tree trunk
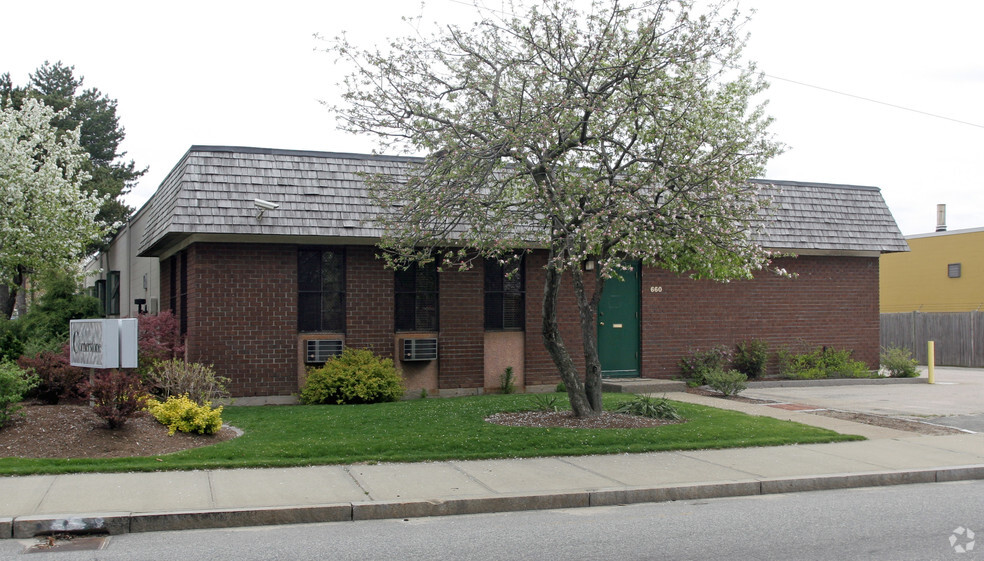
[0,267,25,320]
[541,254,597,418]
[570,266,604,414]
[14,285,27,318]
[0,283,14,320]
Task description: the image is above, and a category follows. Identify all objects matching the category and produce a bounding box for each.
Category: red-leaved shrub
[17,344,87,404]
[137,311,185,378]
[81,370,148,429]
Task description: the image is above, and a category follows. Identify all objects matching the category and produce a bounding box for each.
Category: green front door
[598,261,640,377]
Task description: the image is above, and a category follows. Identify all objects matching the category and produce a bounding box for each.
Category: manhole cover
[25,535,109,554]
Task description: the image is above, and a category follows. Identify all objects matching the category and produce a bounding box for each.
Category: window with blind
[484,257,525,330]
[395,262,439,332]
[298,248,346,333]
[107,270,121,316]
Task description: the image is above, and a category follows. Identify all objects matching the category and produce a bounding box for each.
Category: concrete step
[601,378,687,394]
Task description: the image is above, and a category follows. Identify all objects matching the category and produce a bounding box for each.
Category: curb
[5,464,984,539]
[745,377,926,388]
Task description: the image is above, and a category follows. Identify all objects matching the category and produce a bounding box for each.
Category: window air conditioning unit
[401,338,438,361]
[306,339,343,364]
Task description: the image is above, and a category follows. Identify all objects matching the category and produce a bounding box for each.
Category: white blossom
[0,97,109,290]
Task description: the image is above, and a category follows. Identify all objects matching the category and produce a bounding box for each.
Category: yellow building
[880,227,984,313]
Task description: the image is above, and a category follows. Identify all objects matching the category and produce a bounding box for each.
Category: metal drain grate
[25,534,109,554]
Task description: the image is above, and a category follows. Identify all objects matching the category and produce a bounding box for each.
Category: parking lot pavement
[741,367,984,431]
[923,414,984,432]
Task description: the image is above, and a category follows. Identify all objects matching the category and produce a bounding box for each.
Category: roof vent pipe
[936,204,947,232]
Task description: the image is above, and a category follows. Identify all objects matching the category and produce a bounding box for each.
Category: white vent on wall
[306,339,343,364]
[401,338,438,361]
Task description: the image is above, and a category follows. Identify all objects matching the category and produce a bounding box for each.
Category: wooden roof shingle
[137,146,908,257]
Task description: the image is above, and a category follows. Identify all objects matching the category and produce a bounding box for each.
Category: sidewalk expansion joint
[206,471,218,508]
[554,457,630,487]
[673,451,763,479]
[342,466,375,501]
[32,477,58,515]
[448,462,498,494]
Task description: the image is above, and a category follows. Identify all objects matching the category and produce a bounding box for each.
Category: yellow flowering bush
[146,394,223,436]
[300,348,404,405]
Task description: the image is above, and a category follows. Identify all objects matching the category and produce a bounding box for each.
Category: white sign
[69,319,138,369]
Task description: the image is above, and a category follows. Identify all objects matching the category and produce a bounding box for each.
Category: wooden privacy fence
[881,312,984,367]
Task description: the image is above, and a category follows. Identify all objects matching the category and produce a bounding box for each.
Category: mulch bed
[0,403,239,459]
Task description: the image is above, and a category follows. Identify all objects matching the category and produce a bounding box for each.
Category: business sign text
[69,319,138,369]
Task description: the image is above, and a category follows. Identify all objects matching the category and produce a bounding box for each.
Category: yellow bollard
[927,341,935,384]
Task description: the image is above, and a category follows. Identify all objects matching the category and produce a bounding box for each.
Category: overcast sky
[4,0,982,235]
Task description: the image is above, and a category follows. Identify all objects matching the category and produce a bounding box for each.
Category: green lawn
[0,393,861,475]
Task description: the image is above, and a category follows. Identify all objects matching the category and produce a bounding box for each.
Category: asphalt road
[5,480,982,561]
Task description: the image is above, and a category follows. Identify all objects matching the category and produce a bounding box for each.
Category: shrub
[781,346,872,379]
[774,348,794,378]
[146,394,223,435]
[530,393,560,412]
[732,340,769,378]
[300,348,404,405]
[0,359,37,428]
[80,370,148,429]
[705,369,748,396]
[679,346,731,387]
[499,366,516,394]
[880,346,919,378]
[17,343,87,404]
[613,395,682,421]
[136,311,185,378]
[555,382,567,393]
[0,319,24,363]
[14,272,101,354]
[146,359,230,405]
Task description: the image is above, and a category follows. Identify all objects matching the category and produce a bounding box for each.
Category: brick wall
[184,243,298,397]
[523,250,592,387]
[640,255,881,378]
[438,265,485,389]
[345,246,394,357]
[162,243,881,396]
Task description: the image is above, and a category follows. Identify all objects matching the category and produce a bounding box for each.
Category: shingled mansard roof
[137,146,909,257]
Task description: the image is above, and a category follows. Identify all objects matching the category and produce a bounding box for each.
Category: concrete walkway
[2,389,984,540]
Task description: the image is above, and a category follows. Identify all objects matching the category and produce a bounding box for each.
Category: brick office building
[91,146,908,399]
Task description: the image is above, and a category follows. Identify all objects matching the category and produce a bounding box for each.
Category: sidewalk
[2,391,983,539]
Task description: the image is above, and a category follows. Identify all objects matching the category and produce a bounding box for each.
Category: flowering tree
[329,0,785,417]
[0,97,109,319]
[2,62,145,242]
